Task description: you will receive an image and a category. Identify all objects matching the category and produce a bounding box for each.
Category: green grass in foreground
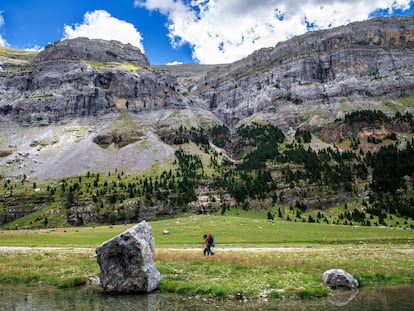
[156,246,414,299]
[0,250,94,289]
[0,212,413,300]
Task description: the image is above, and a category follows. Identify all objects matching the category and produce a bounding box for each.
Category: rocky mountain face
[0,37,194,127]
[0,38,219,182]
[1,17,413,129]
[197,16,414,129]
[0,16,413,182]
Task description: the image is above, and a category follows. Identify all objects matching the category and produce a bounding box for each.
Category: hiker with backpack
[202,233,215,255]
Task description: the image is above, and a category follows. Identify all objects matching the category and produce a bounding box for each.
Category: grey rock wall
[0,38,191,126]
[0,17,413,130]
[37,37,150,66]
[198,16,414,128]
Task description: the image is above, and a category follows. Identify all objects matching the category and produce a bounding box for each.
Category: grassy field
[1,211,412,247]
[0,211,413,300]
[0,46,37,63]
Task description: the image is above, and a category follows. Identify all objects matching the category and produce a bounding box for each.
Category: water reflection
[328,289,359,307]
[0,285,413,311]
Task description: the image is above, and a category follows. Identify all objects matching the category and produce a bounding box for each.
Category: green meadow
[0,211,413,300]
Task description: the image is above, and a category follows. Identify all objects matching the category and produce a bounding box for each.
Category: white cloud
[25,45,43,52]
[0,37,5,47]
[63,10,145,52]
[0,11,7,47]
[136,0,413,64]
[166,60,184,65]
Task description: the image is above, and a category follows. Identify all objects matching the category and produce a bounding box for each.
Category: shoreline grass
[155,246,414,299]
[0,245,412,300]
[0,213,413,300]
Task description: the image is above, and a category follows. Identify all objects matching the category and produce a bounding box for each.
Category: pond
[0,284,413,311]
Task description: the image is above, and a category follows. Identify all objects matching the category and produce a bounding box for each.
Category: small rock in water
[323,269,359,289]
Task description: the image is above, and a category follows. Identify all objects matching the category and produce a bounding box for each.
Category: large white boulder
[96,221,161,293]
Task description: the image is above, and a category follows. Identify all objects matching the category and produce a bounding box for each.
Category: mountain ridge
[196,16,414,128]
[0,15,413,184]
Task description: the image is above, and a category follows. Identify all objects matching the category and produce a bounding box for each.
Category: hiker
[207,233,215,255]
[203,233,215,255]
[203,233,209,255]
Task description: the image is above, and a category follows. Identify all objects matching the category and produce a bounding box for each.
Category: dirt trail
[1,246,413,253]
[0,246,95,252]
[0,246,327,252]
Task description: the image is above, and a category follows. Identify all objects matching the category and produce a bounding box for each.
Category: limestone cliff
[197,16,414,129]
[1,17,413,130]
[0,38,191,126]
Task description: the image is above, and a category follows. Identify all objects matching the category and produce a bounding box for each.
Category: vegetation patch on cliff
[84,60,141,71]
[93,131,142,148]
[0,150,13,158]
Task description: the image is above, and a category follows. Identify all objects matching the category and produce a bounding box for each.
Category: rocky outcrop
[0,38,191,126]
[92,130,143,148]
[197,16,414,128]
[95,221,161,294]
[66,198,185,226]
[313,119,413,144]
[323,269,359,289]
[37,38,150,66]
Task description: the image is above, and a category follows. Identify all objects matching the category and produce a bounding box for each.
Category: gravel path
[1,246,413,253]
[0,246,95,252]
[0,246,331,252]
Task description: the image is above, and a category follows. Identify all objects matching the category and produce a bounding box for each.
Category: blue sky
[0,1,413,65]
